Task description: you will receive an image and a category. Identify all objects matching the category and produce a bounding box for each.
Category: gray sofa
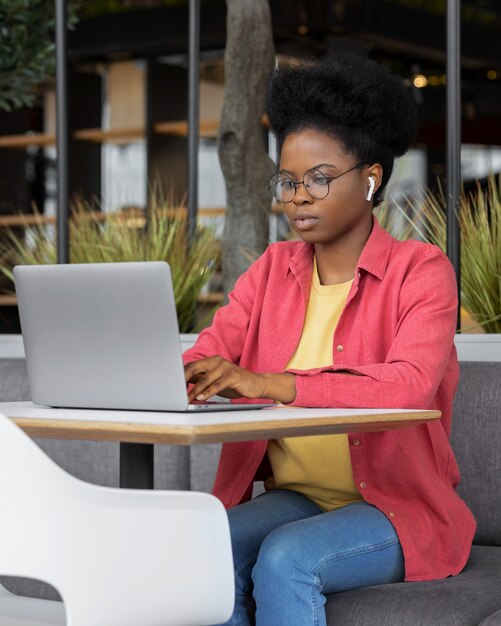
[0,359,500,625]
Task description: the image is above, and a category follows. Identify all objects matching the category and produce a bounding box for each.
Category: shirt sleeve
[182,252,267,366]
[287,249,458,409]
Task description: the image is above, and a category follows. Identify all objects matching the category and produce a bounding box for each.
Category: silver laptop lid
[14,262,190,411]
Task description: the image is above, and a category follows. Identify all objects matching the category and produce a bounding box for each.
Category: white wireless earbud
[366,177,376,202]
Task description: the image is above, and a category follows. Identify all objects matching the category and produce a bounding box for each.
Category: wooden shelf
[72,119,223,142]
[197,291,224,304]
[0,116,270,149]
[0,212,120,228]
[0,133,56,149]
[0,295,16,307]
[72,127,145,144]
[198,207,225,217]
[0,206,269,229]
[0,214,55,227]
[153,120,219,138]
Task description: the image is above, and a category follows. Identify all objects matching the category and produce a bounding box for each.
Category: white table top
[0,401,441,445]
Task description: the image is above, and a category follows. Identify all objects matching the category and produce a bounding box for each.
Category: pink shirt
[183,217,476,581]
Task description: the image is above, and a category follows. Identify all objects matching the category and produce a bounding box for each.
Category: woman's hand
[184,356,296,404]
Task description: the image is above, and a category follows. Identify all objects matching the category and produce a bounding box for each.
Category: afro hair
[266,54,418,205]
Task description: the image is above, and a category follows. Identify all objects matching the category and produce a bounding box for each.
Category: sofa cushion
[325,545,501,625]
[0,359,30,401]
[190,443,221,492]
[478,609,501,625]
[451,362,501,545]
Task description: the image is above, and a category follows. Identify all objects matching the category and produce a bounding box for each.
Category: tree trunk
[218,0,275,299]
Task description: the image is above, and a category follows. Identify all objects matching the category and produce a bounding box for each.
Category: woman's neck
[314,218,373,285]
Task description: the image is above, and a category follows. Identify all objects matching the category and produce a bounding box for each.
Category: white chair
[0,412,234,626]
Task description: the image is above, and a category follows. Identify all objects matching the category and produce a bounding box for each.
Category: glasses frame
[269,162,366,204]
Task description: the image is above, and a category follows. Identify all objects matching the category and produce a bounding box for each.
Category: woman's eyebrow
[278,163,338,175]
[311,163,338,170]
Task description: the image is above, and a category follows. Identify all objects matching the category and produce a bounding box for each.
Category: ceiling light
[413,75,428,88]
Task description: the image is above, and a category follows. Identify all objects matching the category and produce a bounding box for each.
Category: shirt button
[358,271,361,278]
[352,439,361,446]
[389,512,395,517]
[336,345,344,352]
[359,481,367,489]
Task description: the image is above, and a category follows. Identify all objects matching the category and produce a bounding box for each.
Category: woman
[183,54,475,626]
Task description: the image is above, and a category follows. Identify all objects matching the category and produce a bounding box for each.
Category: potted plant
[0,0,79,111]
[0,196,220,335]
[377,175,501,361]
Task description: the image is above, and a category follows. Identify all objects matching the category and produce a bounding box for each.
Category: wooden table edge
[11,410,441,445]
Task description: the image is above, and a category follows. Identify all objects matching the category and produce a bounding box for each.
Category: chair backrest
[0,581,65,625]
[0,413,234,626]
[450,361,501,547]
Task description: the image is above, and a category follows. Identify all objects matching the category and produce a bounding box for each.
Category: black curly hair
[266,54,418,206]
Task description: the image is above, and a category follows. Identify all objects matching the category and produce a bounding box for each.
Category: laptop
[14,261,269,412]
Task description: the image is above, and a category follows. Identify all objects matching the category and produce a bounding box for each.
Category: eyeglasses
[269,163,365,203]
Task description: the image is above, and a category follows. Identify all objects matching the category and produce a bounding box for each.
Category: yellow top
[266,259,363,511]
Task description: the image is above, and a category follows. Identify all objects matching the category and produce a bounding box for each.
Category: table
[0,401,441,489]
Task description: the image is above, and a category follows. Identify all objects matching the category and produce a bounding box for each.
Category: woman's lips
[293,212,319,231]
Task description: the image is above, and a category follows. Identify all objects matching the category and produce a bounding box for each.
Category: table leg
[119,442,154,489]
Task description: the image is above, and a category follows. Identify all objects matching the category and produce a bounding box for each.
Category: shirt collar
[288,214,394,282]
[356,215,394,280]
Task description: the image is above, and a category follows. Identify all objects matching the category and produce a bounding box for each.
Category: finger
[184,361,209,383]
[188,364,242,402]
[188,366,226,402]
[184,356,223,383]
[191,377,234,402]
[185,368,207,384]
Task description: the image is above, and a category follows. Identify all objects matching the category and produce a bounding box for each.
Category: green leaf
[0,194,221,333]
[0,0,79,111]
[378,175,501,333]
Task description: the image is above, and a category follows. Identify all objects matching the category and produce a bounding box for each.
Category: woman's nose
[293,182,313,205]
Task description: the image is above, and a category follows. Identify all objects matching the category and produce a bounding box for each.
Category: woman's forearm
[261,372,297,404]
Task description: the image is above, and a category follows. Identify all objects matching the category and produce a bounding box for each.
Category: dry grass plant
[0,196,220,333]
[377,175,501,333]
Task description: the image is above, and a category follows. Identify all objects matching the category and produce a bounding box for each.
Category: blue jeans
[216,490,404,626]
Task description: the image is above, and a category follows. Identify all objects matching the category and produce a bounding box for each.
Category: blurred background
[0,0,500,333]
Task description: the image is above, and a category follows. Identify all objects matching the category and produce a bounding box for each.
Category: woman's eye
[313,176,330,185]
[281,179,296,190]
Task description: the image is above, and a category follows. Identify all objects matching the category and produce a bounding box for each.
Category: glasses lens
[303,169,331,200]
[269,174,295,202]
